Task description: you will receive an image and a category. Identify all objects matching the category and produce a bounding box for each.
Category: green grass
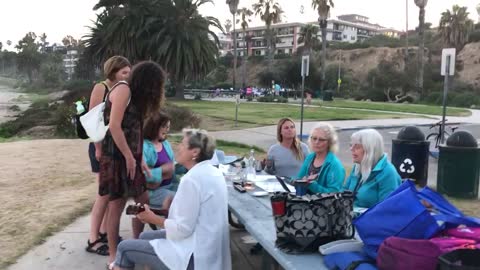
[313,99,471,117]
[172,100,415,128]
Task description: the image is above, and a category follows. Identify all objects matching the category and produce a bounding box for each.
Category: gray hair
[351,129,385,181]
[308,123,339,153]
[182,128,216,162]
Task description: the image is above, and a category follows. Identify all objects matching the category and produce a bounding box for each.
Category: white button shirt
[150,160,232,270]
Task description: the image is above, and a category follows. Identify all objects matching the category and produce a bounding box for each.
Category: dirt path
[0,139,95,268]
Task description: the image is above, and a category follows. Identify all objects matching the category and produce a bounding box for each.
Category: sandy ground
[0,139,95,268]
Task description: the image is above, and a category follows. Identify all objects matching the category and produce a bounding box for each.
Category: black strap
[100,81,109,101]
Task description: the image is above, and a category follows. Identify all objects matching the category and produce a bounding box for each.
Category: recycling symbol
[399,158,415,174]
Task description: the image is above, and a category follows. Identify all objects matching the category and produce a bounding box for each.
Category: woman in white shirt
[112,129,231,270]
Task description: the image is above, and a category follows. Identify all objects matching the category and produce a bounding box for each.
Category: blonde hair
[308,123,339,153]
[276,118,305,161]
[182,128,216,162]
[351,129,385,181]
[103,55,131,81]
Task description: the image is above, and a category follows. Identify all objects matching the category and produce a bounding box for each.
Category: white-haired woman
[113,129,231,270]
[296,123,345,193]
[344,129,401,208]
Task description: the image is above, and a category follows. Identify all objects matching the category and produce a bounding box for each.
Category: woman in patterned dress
[99,61,166,268]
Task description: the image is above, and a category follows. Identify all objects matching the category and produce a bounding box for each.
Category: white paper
[255,181,296,193]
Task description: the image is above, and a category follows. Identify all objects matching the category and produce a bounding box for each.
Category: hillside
[231,42,480,88]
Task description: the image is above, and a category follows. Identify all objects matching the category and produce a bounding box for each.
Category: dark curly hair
[128,61,166,118]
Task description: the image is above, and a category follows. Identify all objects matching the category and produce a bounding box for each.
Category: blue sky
[1,0,478,49]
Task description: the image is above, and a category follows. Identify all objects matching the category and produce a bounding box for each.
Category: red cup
[271,194,286,216]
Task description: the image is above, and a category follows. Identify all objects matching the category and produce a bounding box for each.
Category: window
[351,36,356,40]
[255,50,261,56]
[343,35,347,39]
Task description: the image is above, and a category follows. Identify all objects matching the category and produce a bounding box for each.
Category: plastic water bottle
[247,149,256,180]
[75,101,85,115]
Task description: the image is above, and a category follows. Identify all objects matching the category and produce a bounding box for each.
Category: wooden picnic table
[227,176,328,270]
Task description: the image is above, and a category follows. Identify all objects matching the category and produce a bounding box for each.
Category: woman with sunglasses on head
[266,118,310,178]
[296,123,345,194]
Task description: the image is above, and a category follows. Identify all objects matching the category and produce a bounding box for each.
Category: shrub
[194,94,202,100]
[469,31,480,43]
[54,103,76,137]
[257,95,288,103]
[64,79,93,92]
[164,103,201,132]
[246,96,253,102]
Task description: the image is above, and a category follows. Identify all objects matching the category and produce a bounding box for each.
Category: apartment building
[228,14,401,56]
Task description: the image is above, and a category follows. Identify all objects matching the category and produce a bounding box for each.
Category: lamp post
[415,0,428,96]
[318,5,329,94]
[227,0,239,91]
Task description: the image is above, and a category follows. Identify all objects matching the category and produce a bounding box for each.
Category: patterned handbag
[271,191,355,254]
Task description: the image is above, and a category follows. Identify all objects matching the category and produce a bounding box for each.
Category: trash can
[437,131,480,199]
[391,126,430,187]
[323,90,333,101]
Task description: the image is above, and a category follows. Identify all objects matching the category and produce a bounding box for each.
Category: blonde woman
[297,123,345,193]
[267,118,309,177]
[344,129,401,208]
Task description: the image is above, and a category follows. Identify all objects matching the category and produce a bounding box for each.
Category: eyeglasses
[310,136,328,143]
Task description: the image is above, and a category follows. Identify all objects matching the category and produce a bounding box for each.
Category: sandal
[86,238,110,256]
[98,233,123,244]
[99,232,108,243]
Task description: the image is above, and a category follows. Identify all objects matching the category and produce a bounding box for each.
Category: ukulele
[125,204,169,217]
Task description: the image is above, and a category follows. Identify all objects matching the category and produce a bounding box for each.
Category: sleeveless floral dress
[99,85,146,200]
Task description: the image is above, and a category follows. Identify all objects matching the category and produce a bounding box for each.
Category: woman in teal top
[344,129,402,208]
[297,123,345,193]
[143,112,178,209]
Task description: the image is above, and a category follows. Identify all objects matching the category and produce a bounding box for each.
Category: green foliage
[438,5,475,50]
[257,95,288,103]
[257,70,282,88]
[15,32,42,83]
[194,94,202,100]
[329,35,403,50]
[164,103,201,131]
[84,0,222,98]
[468,30,480,43]
[54,104,76,137]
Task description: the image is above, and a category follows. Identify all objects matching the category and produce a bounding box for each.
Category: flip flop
[86,239,109,256]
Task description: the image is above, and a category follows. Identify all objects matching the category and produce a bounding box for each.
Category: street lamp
[415,0,428,96]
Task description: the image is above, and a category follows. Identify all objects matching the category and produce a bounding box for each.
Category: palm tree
[225,19,232,33]
[252,0,283,70]
[312,0,334,93]
[297,24,320,55]
[227,0,240,90]
[415,0,428,96]
[236,7,253,88]
[439,5,475,51]
[84,0,221,99]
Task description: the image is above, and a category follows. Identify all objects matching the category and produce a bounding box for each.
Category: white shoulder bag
[80,81,128,142]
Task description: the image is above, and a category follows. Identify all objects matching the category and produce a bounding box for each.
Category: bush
[451,93,480,108]
[194,94,202,100]
[54,103,76,137]
[246,96,253,102]
[164,103,201,132]
[469,31,480,43]
[257,95,288,103]
[64,79,93,92]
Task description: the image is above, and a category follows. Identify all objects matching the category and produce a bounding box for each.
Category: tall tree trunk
[232,13,237,90]
[320,20,328,93]
[266,26,273,71]
[174,77,185,99]
[418,6,426,96]
[242,31,248,88]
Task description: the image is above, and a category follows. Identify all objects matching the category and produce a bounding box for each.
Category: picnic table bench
[227,176,328,270]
